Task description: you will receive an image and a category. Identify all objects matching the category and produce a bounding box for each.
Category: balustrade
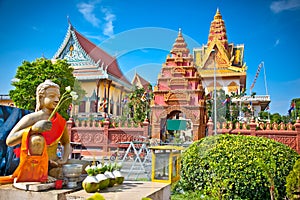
[67,118,149,157]
[206,118,300,153]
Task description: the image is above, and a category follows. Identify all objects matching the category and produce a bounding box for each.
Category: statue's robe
[0,112,66,183]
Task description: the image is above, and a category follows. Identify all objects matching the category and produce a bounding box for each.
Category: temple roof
[53,23,131,86]
[207,8,228,50]
[131,73,151,90]
[170,28,190,55]
[193,9,247,94]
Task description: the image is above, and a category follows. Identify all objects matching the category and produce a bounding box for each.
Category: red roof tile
[73,28,131,85]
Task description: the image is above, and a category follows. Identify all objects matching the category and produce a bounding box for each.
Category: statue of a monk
[0,80,76,183]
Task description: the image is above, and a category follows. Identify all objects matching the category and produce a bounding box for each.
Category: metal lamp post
[212,49,217,135]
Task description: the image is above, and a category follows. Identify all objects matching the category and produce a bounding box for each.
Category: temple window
[90,100,96,113]
[79,101,86,113]
[117,101,120,116]
[110,99,114,115]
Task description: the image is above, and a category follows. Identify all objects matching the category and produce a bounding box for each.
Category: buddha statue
[2,80,88,183]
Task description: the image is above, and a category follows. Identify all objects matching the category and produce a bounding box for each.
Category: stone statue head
[35,80,60,112]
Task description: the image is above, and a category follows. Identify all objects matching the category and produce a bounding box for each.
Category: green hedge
[286,158,300,199]
[179,134,300,199]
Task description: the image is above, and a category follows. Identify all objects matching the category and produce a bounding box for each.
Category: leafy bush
[179,134,300,199]
[286,158,300,199]
[171,190,209,200]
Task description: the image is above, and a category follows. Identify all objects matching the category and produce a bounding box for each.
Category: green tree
[289,98,300,120]
[259,111,270,121]
[270,113,282,124]
[208,89,231,123]
[128,85,152,123]
[72,79,86,107]
[9,58,76,119]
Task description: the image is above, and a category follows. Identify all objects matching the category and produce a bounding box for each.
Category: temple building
[0,95,13,107]
[53,22,132,119]
[151,29,206,142]
[194,9,270,119]
[131,73,151,90]
[194,9,247,95]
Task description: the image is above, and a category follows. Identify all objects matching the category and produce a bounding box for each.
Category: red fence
[206,118,300,154]
[66,118,149,157]
[67,117,300,157]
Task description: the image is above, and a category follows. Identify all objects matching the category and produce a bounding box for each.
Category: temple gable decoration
[53,22,131,87]
[54,24,98,67]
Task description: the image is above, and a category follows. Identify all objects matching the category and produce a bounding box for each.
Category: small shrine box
[149,145,184,184]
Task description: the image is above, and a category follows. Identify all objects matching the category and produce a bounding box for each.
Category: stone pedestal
[0,181,170,200]
[67,181,170,200]
[0,183,82,200]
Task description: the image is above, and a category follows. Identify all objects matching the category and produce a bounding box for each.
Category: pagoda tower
[151,29,206,142]
[194,9,247,95]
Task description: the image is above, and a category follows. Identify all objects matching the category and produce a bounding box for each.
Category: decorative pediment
[197,41,247,76]
[203,40,230,68]
[164,91,188,102]
[54,27,97,67]
[169,78,188,86]
[61,39,91,64]
[172,67,185,74]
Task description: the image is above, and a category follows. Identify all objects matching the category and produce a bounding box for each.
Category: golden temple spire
[208,8,228,49]
[171,28,190,55]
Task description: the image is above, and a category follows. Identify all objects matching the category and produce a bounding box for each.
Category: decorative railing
[66,118,149,157]
[206,118,300,154]
[231,95,271,102]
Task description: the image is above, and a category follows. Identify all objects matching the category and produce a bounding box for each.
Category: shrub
[171,190,210,200]
[179,134,299,199]
[286,158,300,199]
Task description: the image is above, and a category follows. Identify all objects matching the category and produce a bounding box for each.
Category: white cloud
[83,32,105,42]
[77,2,101,27]
[101,8,116,37]
[274,39,280,47]
[270,0,300,13]
[32,26,39,31]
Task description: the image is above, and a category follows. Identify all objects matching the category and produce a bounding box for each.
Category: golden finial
[178,28,182,37]
[214,8,222,19]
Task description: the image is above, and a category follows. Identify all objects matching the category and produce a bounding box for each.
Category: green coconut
[105,169,116,187]
[96,173,110,190]
[99,178,110,190]
[108,178,116,187]
[86,192,106,200]
[82,176,100,193]
[113,170,124,185]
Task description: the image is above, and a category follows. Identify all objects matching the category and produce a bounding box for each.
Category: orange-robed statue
[0,80,72,183]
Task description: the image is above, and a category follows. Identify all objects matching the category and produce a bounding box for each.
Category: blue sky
[0,0,300,115]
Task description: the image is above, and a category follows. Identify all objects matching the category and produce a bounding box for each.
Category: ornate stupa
[151,29,206,141]
[194,9,247,94]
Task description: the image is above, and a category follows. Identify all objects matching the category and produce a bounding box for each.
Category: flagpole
[262,61,268,95]
[294,100,297,121]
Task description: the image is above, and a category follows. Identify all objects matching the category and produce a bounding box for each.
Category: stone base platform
[0,181,170,200]
[66,181,170,200]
